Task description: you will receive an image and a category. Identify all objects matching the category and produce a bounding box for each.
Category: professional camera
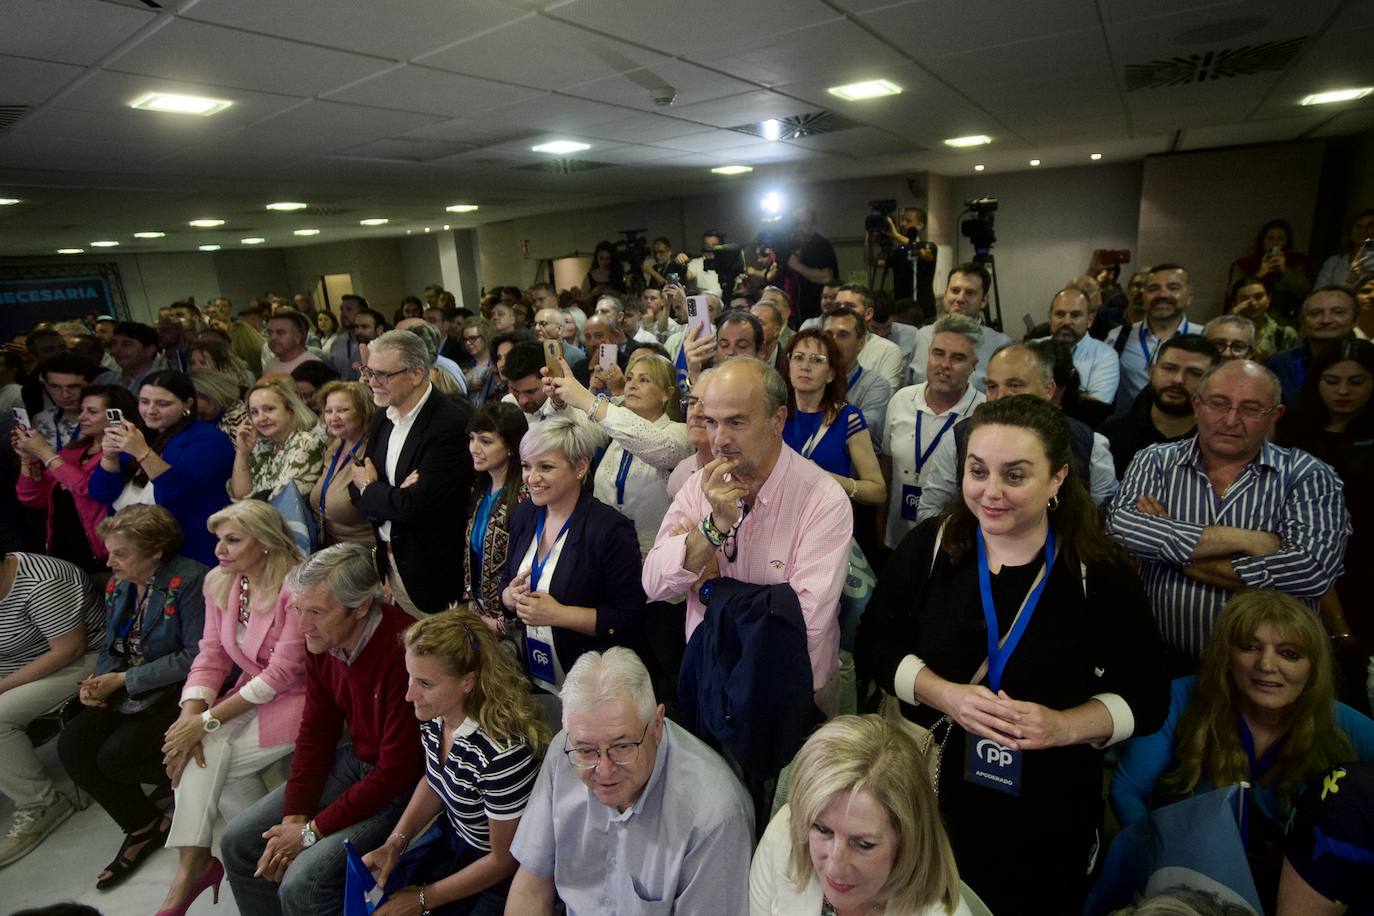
[612,228,651,292]
[703,242,745,294]
[863,198,898,234]
[753,219,793,254]
[960,197,998,257]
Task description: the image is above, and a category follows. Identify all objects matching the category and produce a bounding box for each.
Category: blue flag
[343,839,381,916]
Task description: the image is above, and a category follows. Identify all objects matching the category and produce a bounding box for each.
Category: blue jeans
[221,744,408,916]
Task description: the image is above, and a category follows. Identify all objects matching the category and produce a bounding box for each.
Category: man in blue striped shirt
[1106,359,1350,662]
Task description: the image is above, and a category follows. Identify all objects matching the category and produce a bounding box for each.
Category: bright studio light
[130,92,233,116]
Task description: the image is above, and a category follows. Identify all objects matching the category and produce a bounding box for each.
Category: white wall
[399,235,443,301]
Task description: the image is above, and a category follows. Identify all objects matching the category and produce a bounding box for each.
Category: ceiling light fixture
[133,231,165,239]
[189,219,224,228]
[57,248,83,255]
[1301,87,1373,106]
[1090,153,1103,160]
[424,227,431,233]
[130,92,233,117]
[944,135,992,148]
[266,202,308,211]
[711,165,753,175]
[90,240,119,247]
[827,79,902,101]
[760,191,783,215]
[0,198,20,206]
[1029,159,1041,166]
[293,229,320,236]
[443,225,450,231]
[974,164,985,172]
[531,140,590,154]
[760,119,783,142]
[241,237,266,245]
[198,244,221,251]
[359,218,389,226]
[445,204,479,213]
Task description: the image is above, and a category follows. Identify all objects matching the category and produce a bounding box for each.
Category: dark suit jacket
[351,386,474,614]
[499,489,647,672]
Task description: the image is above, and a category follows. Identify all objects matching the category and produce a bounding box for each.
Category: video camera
[864,199,898,234]
[960,197,998,257]
[752,219,793,254]
[613,228,651,291]
[703,241,745,294]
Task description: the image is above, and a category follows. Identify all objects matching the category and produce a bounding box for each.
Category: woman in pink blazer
[154,501,308,916]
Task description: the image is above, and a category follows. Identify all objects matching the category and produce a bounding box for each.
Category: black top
[1099,388,1196,479]
[784,232,838,323]
[1284,761,1374,911]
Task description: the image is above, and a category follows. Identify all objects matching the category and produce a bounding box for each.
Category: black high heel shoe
[95,816,170,890]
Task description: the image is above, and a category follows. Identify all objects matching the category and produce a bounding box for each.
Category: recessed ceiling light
[1029,159,1041,166]
[944,135,992,148]
[198,244,221,251]
[711,165,753,175]
[1090,153,1103,160]
[133,231,165,239]
[423,227,431,233]
[1301,87,1373,106]
[293,229,320,236]
[266,202,308,211]
[974,164,985,172]
[129,92,233,116]
[0,198,20,206]
[443,225,450,231]
[827,79,903,101]
[760,119,783,142]
[90,240,119,248]
[57,248,83,255]
[445,204,479,213]
[189,219,224,228]
[531,140,590,154]
[359,218,389,226]
[241,237,266,245]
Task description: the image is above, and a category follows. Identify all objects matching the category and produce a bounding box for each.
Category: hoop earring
[1048,494,1060,511]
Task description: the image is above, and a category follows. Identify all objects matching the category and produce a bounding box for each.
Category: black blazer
[499,489,647,672]
[351,386,474,614]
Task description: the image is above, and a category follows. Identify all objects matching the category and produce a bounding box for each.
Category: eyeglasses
[789,353,828,366]
[563,722,650,769]
[1210,340,1251,355]
[360,366,411,382]
[1197,396,1277,420]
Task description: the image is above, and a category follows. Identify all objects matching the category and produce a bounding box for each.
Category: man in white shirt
[833,285,904,391]
[682,229,723,296]
[881,314,986,548]
[909,262,1012,392]
[1106,263,1196,408]
[868,298,919,386]
[1038,286,1120,403]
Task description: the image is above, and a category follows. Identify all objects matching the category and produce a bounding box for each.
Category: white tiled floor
[0,740,243,916]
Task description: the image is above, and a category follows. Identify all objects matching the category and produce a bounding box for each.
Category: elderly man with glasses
[505,647,752,915]
[1106,359,1351,668]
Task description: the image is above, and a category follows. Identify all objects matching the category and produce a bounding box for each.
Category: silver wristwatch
[300,821,319,848]
[201,709,222,733]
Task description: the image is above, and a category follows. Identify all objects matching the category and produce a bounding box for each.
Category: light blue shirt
[1105,318,1194,407]
[1036,334,1120,403]
[434,353,468,394]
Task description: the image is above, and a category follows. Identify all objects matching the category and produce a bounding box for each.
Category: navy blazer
[95,554,209,697]
[352,386,474,614]
[499,489,647,673]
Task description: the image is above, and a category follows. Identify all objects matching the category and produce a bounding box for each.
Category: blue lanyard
[914,410,958,475]
[976,526,1055,693]
[848,366,862,388]
[1137,318,1189,366]
[529,509,573,592]
[319,440,361,520]
[614,450,633,506]
[470,484,503,587]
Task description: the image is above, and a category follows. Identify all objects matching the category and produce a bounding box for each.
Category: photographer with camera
[779,208,838,326]
[643,237,688,290]
[874,207,938,312]
[674,230,725,296]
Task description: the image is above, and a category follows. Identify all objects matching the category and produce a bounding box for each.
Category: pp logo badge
[964,736,1022,797]
[531,648,551,667]
[976,739,1014,767]
[900,484,922,521]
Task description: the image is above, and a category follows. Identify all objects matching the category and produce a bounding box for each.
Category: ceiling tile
[0,56,85,106]
[31,69,306,118]
[688,20,908,90]
[564,59,757,112]
[323,66,544,117]
[665,91,823,130]
[417,15,668,90]
[248,100,445,151]
[783,126,917,157]
[466,94,636,134]
[548,0,840,56]
[1257,27,1374,119]
[333,137,479,162]
[0,0,155,66]
[107,18,394,97]
[1176,115,1330,149]
[655,130,776,153]
[1106,3,1335,68]
[580,113,715,143]
[180,0,529,59]
[861,0,1097,57]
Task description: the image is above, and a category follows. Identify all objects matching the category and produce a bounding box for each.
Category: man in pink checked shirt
[642,357,852,715]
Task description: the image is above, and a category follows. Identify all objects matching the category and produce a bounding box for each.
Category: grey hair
[285,542,383,609]
[991,342,1053,387]
[560,647,656,730]
[369,329,431,372]
[931,312,984,349]
[596,296,625,315]
[190,369,240,412]
[402,322,441,364]
[1196,359,1283,407]
[519,414,601,465]
[1203,314,1256,343]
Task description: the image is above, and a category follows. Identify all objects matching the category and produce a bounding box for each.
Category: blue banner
[0,275,113,314]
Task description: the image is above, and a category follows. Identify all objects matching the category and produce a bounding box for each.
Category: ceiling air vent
[1125,38,1307,90]
[0,105,32,131]
[728,111,862,140]
[516,159,615,174]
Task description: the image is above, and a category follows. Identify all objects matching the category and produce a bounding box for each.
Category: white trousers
[167,710,293,849]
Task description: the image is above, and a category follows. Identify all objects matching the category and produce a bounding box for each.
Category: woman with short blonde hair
[228,379,324,502]
[309,380,376,547]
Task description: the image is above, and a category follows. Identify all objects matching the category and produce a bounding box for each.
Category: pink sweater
[15,445,110,559]
[181,570,307,748]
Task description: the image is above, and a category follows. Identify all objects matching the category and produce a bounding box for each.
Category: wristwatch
[201,710,221,733]
[300,821,319,848]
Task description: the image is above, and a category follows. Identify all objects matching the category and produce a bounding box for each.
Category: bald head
[534,308,563,342]
[583,314,617,348]
[986,344,1054,402]
[1197,358,1282,407]
[395,317,425,333]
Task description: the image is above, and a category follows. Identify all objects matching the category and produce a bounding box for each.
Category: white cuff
[239,676,278,704]
[894,654,927,706]
[1090,692,1134,748]
[180,686,215,706]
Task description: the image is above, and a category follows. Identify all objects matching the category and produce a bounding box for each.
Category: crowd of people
[0,206,1372,916]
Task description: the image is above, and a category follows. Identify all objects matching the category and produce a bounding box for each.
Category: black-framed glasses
[563,722,650,769]
[1210,340,1251,355]
[360,366,412,382]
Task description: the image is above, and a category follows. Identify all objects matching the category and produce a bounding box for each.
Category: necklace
[237,575,251,625]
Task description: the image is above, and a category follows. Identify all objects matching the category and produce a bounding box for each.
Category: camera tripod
[973,250,1004,333]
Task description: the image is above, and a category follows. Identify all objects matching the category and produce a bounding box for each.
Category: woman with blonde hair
[188,338,254,389]
[228,378,324,501]
[360,607,548,915]
[154,499,308,916]
[190,369,248,442]
[751,714,967,915]
[308,380,376,547]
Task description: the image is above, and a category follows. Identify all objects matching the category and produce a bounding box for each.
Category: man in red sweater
[221,543,421,916]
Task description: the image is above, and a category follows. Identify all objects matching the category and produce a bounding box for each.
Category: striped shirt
[420,717,539,853]
[0,553,103,677]
[1105,438,1350,657]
